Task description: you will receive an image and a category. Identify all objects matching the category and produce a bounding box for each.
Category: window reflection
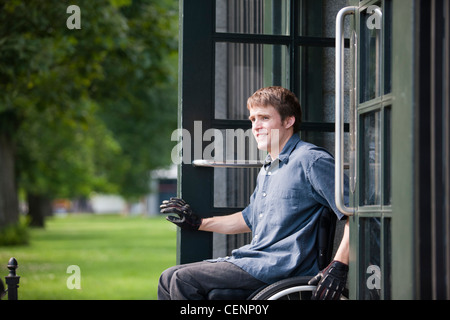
[361,111,381,205]
[216,0,290,35]
[360,3,382,103]
[360,217,381,300]
[215,42,289,120]
[214,167,259,207]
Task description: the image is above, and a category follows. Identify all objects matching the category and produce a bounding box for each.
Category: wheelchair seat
[206,207,337,300]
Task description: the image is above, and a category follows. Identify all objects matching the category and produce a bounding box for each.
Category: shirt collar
[263,133,301,167]
[278,133,301,163]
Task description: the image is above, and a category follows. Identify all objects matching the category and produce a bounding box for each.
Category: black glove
[308,260,348,300]
[160,197,202,231]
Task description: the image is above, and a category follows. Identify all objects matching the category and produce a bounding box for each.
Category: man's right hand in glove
[160,197,202,231]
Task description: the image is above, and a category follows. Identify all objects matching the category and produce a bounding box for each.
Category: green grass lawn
[0,214,176,300]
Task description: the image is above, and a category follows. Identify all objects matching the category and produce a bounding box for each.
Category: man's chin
[256,142,268,152]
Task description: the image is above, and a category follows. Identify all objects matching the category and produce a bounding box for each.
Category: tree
[0,110,19,227]
[94,0,178,198]
[0,0,178,228]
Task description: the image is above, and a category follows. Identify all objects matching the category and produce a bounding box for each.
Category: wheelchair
[207,207,346,300]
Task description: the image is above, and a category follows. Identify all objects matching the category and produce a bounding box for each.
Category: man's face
[248,105,294,157]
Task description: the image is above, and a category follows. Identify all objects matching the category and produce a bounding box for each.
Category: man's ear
[284,116,296,129]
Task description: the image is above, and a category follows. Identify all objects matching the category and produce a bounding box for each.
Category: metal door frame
[339,0,393,300]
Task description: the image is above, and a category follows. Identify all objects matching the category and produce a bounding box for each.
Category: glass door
[179,0,351,264]
[336,0,393,299]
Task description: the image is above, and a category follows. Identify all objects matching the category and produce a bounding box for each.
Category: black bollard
[5,257,20,300]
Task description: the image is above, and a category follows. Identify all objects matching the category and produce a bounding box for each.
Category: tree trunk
[27,193,52,228]
[0,132,19,228]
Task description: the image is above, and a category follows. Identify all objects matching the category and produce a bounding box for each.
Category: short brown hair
[247,86,302,133]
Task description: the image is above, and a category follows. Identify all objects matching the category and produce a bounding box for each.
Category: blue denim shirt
[222,134,348,284]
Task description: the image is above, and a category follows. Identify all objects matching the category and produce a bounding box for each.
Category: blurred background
[0,0,179,299]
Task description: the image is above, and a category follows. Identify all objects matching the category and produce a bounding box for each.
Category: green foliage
[0,0,178,201]
[17,98,122,197]
[95,0,179,197]
[0,216,30,246]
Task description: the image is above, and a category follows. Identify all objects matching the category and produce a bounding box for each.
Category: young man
[158,86,349,300]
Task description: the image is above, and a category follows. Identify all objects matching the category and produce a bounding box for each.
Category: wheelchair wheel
[250,276,315,300]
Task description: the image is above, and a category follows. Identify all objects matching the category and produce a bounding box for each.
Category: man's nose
[253,119,262,129]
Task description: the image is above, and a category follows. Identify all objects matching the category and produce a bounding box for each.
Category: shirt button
[259,214,263,218]
[254,234,259,240]
[268,171,272,175]
[262,192,267,197]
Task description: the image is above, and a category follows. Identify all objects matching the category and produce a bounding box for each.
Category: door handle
[335,6,357,216]
[192,159,264,168]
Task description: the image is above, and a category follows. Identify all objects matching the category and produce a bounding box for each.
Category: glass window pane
[359,217,381,300]
[216,0,290,35]
[298,0,350,38]
[215,42,289,120]
[360,111,381,206]
[214,167,259,207]
[360,3,382,103]
[298,46,350,124]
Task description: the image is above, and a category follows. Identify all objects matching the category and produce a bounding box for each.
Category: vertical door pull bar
[335,6,357,216]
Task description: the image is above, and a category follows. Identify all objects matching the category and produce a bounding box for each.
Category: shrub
[0,216,30,246]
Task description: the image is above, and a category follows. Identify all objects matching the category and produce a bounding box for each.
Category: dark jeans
[158,261,266,300]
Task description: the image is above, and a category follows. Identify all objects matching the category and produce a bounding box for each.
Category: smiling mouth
[255,130,268,138]
[256,133,268,140]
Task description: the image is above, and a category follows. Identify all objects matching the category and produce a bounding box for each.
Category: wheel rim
[267,285,317,300]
